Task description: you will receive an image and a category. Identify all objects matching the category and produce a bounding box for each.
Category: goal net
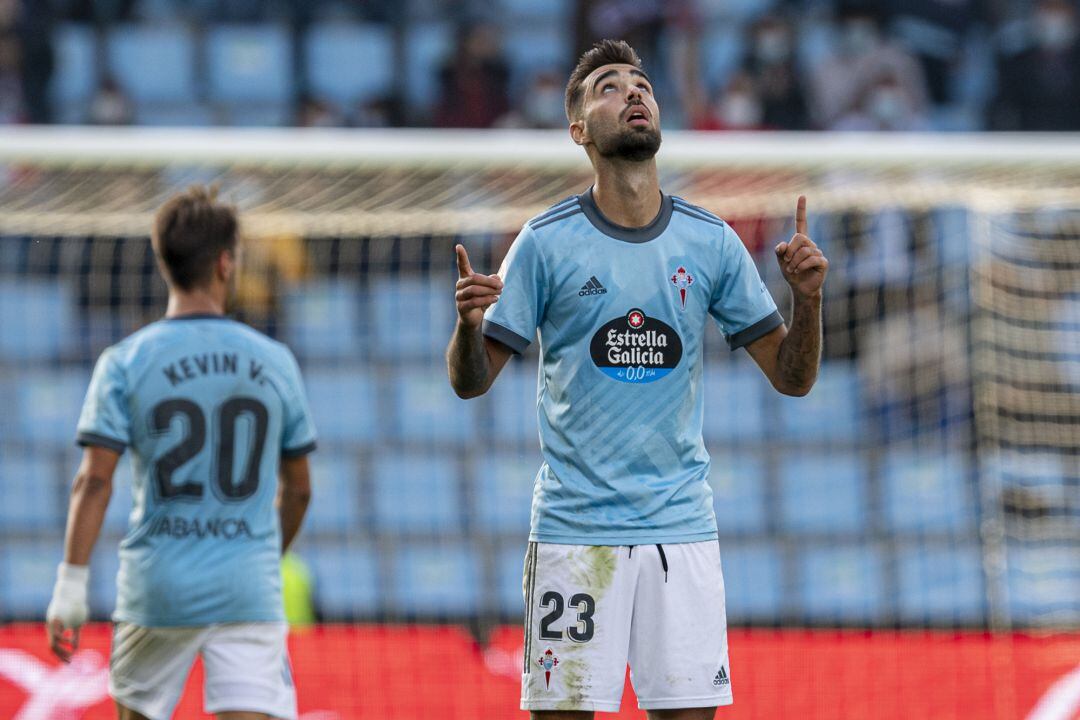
[0,128,1077,719]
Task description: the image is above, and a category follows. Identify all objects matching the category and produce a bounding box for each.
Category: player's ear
[569,118,587,146]
[218,248,236,283]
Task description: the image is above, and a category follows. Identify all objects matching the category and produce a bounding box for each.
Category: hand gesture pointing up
[774,196,828,299]
[454,244,503,330]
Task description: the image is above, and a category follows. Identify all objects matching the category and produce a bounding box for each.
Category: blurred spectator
[12,0,53,123]
[87,75,133,125]
[691,72,766,131]
[0,32,24,123]
[742,14,809,130]
[991,0,1080,130]
[351,96,397,128]
[433,23,510,128]
[810,5,929,129]
[832,73,931,131]
[297,94,345,127]
[888,0,984,106]
[494,71,567,129]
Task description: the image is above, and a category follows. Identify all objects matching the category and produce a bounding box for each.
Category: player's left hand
[774,195,828,299]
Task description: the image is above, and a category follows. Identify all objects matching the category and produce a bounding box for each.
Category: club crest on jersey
[670,266,695,309]
[538,648,559,688]
[589,308,683,384]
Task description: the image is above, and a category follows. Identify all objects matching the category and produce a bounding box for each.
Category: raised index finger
[795,195,807,236]
[455,244,474,279]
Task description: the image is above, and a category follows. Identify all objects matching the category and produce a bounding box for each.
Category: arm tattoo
[777,294,822,394]
[447,322,491,397]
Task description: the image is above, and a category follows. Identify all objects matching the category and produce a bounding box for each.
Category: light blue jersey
[76,315,316,627]
[483,189,782,545]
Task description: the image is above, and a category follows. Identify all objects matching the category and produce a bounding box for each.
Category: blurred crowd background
[1,0,1079,131]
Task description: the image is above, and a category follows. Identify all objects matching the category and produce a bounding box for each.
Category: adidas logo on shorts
[578,276,608,296]
[713,666,730,687]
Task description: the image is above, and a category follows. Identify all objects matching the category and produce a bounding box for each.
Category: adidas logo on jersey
[713,666,730,687]
[579,276,608,296]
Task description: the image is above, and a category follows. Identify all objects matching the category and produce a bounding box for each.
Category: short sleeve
[279,348,317,458]
[76,347,131,453]
[482,225,548,354]
[709,225,785,350]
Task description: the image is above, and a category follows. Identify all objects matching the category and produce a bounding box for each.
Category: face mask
[869,88,907,127]
[717,93,763,128]
[755,30,791,64]
[843,20,879,55]
[525,87,566,128]
[1034,11,1076,50]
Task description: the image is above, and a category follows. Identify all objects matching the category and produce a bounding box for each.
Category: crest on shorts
[670,266,695,309]
[537,647,559,688]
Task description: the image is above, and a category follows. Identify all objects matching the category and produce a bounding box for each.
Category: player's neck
[591,159,661,228]
[165,288,226,318]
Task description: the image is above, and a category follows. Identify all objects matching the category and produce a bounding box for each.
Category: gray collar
[579,186,673,243]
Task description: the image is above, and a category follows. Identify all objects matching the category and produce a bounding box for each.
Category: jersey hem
[528,530,719,545]
[483,319,531,354]
[76,431,127,454]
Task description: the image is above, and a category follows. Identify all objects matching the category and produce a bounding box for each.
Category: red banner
[1,624,1077,719]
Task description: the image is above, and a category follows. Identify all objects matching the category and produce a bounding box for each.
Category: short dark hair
[152,185,238,291]
[565,39,644,121]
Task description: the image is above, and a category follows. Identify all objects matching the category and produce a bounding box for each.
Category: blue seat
[306,542,380,618]
[107,25,197,103]
[797,545,887,623]
[720,543,784,621]
[13,370,90,446]
[701,22,746,91]
[221,104,291,127]
[500,0,571,21]
[372,452,460,534]
[489,362,540,444]
[305,23,393,104]
[0,450,64,532]
[283,280,367,361]
[207,25,293,104]
[391,368,476,443]
[50,24,98,120]
[304,368,377,443]
[702,365,766,442]
[0,540,62,619]
[391,542,480,616]
[135,104,216,126]
[504,24,572,82]
[307,452,364,534]
[883,448,974,534]
[371,277,454,359]
[778,452,866,534]
[777,362,861,442]
[403,23,452,113]
[1006,543,1080,626]
[495,545,528,616]
[0,279,77,362]
[474,452,538,535]
[896,543,985,624]
[708,452,767,535]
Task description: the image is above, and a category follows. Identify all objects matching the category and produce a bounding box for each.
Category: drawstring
[655,544,668,583]
[627,544,669,583]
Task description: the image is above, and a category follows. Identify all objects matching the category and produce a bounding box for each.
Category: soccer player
[447,40,827,719]
[45,187,317,720]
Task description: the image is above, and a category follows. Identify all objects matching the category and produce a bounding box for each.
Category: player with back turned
[45,187,317,720]
[447,40,828,719]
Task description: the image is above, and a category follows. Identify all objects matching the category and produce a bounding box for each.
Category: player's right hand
[455,244,503,330]
[46,562,89,663]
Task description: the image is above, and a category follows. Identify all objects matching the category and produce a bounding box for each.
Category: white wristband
[46,562,90,630]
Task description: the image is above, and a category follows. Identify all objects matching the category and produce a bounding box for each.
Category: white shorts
[521,541,733,712]
[108,621,296,720]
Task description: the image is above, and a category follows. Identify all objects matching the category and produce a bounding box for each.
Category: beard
[595,124,662,162]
